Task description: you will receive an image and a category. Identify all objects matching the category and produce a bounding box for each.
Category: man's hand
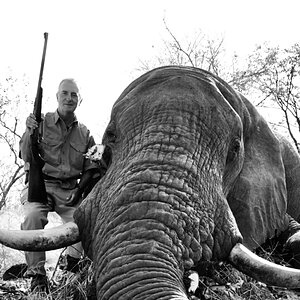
[26,113,44,133]
[65,187,83,207]
[26,113,38,131]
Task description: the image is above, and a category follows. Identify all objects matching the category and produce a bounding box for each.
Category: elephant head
[2,66,300,299]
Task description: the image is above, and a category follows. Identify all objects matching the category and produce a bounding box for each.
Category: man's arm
[65,168,100,206]
[19,113,40,162]
[19,130,32,162]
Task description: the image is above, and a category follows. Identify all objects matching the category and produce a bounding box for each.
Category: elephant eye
[103,122,117,144]
[226,139,241,164]
[106,130,117,143]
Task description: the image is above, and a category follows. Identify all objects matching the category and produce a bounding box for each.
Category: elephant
[2,65,300,299]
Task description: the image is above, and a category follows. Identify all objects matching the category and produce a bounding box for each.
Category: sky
[1,0,299,142]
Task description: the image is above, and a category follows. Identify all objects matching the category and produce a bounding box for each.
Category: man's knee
[21,210,48,230]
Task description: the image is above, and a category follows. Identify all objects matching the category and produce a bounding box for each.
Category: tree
[228,44,300,153]
[137,19,227,76]
[0,72,29,210]
[138,23,300,153]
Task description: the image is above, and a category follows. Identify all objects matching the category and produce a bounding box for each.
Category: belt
[43,174,79,181]
[43,174,58,181]
[43,174,79,189]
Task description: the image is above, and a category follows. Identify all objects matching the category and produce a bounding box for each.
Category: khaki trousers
[21,181,82,276]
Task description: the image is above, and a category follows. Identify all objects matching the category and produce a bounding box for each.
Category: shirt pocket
[70,141,86,171]
[41,135,61,166]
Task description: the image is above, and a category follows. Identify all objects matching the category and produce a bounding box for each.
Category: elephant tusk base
[0,222,80,251]
[229,243,300,288]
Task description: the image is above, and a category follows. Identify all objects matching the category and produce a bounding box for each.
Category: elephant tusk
[229,243,300,288]
[0,222,80,251]
[188,271,200,293]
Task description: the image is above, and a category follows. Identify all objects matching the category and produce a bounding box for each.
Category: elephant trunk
[94,235,189,299]
[87,143,241,299]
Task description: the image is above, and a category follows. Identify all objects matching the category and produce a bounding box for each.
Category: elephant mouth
[0,222,300,289]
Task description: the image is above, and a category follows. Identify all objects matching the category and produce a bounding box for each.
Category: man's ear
[78,94,83,106]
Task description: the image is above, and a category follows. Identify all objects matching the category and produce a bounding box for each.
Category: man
[19,78,100,293]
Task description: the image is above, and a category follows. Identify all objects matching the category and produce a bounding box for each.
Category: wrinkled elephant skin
[72,66,300,299]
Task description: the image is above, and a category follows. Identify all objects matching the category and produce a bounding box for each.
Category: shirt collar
[54,110,78,126]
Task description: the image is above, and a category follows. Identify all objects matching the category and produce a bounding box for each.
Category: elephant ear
[276,134,300,222]
[227,95,289,250]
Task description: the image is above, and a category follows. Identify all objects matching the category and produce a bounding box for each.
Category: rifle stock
[27,33,48,203]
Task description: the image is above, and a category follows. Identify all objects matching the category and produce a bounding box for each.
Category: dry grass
[194,262,300,300]
[0,254,95,300]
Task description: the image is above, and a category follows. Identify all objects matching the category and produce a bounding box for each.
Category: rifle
[27,32,48,203]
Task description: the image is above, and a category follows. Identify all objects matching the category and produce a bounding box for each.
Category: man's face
[57,80,79,116]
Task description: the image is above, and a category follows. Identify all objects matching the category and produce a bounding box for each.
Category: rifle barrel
[36,32,48,96]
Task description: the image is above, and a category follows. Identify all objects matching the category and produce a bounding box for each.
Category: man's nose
[66,93,72,100]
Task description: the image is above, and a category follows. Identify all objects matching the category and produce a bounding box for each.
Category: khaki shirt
[20,111,98,186]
